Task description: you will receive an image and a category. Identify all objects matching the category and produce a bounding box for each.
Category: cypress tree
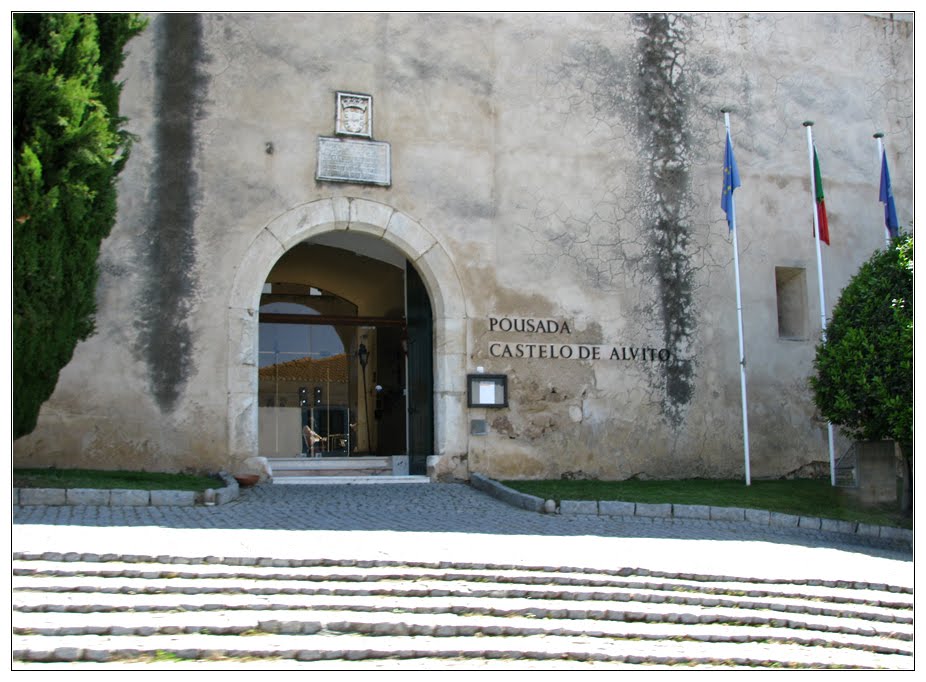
[13,13,146,438]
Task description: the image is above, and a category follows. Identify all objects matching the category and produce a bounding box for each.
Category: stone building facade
[14,13,913,482]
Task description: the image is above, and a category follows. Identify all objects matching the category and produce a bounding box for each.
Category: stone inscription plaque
[316,136,391,186]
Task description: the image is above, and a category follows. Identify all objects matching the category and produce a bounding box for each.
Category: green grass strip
[13,468,222,492]
[501,478,910,529]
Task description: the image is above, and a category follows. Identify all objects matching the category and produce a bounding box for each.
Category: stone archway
[226,197,469,480]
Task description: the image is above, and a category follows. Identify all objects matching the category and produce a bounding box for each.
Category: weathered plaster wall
[472,12,912,481]
[14,13,912,481]
[12,15,223,472]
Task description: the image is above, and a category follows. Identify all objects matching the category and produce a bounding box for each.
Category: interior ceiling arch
[265,240,406,319]
[309,230,408,269]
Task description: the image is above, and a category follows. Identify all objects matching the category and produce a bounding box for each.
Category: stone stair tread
[12,574,912,624]
[13,550,912,669]
[12,556,911,589]
[269,457,390,469]
[12,632,912,668]
[11,559,912,607]
[11,608,914,656]
[269,456,391,462]
[12,590,913,641]
[274,476,428,484]
[272,465,392,472]
[11,658,724,670]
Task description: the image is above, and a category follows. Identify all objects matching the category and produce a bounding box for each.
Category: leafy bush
[811,234,913,509]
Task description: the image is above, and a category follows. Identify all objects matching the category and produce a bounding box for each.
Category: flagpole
[803,121,837,487]
[724,110,751,486]
[874,132,890,247]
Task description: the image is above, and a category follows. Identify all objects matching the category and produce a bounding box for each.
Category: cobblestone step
[10,559,914,604]
[13,588,913,645]
[12,632,911,668]
[12,576,913,628]
[12,558,914,622]
[12,554,914,598]
[12,607,913,655]
[12,555,913,668]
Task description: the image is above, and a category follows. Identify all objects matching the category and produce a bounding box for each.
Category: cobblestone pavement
[13,482,913,588]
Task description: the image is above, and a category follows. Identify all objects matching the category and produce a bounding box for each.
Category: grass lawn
[13,468,223,492]
[501,478,911,529]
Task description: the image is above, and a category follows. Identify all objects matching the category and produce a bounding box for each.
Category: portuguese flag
[812,147,830,245]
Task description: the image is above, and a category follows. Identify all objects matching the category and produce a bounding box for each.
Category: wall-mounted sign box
[467,374,508,408]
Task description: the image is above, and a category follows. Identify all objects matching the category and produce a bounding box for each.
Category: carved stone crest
[336,92,372,138]
[317,90,389,186]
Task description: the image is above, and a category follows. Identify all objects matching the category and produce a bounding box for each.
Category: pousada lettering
[486,317,675,363]
[488,316,572,335]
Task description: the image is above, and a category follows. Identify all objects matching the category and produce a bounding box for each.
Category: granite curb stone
[820,518,857,534]
[880,526,912,543]
[672,504,710,520]
[109,489,151,506]
[13,473,239,508]
[66,489,111,506]
[559,500,598,515]
[799,516,822,530]
[710,506,745,522]
[856,523,881,538]
[149,490,196,507]
[469,473,546,513]
[634,502,672,518]
[477,477,912,548]
[743,509,770,525]
[769,512,801,528]
[19,488,67,506]
[598,500,636,517]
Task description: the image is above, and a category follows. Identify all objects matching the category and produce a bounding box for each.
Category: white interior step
[272,475,430,485]
[270,456,392,472]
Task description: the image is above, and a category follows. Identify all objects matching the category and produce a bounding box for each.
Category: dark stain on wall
[137,14,205,412]
[543,14,698,426]
[632,13,696,424]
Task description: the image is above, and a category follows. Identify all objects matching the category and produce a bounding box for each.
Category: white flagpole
[803,121,837,487]
[874,132,891,248]
[724,110,751,486]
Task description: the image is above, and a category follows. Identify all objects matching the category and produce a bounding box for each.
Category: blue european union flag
[880,150,899,239]
[721,132,740,232]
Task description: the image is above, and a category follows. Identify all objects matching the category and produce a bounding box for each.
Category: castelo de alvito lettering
[13,12,912,484]
[487,316,673,362]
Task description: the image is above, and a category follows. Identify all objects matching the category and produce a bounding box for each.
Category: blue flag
[721,131,740,231]
[879,150,899,239]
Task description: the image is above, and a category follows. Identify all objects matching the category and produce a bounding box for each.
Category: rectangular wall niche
[775,266,808,340]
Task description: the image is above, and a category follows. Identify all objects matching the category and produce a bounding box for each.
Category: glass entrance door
[257,260,424,472]
[258,295,354,458]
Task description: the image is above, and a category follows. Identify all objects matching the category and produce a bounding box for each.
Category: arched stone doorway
[226,198,469,480]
